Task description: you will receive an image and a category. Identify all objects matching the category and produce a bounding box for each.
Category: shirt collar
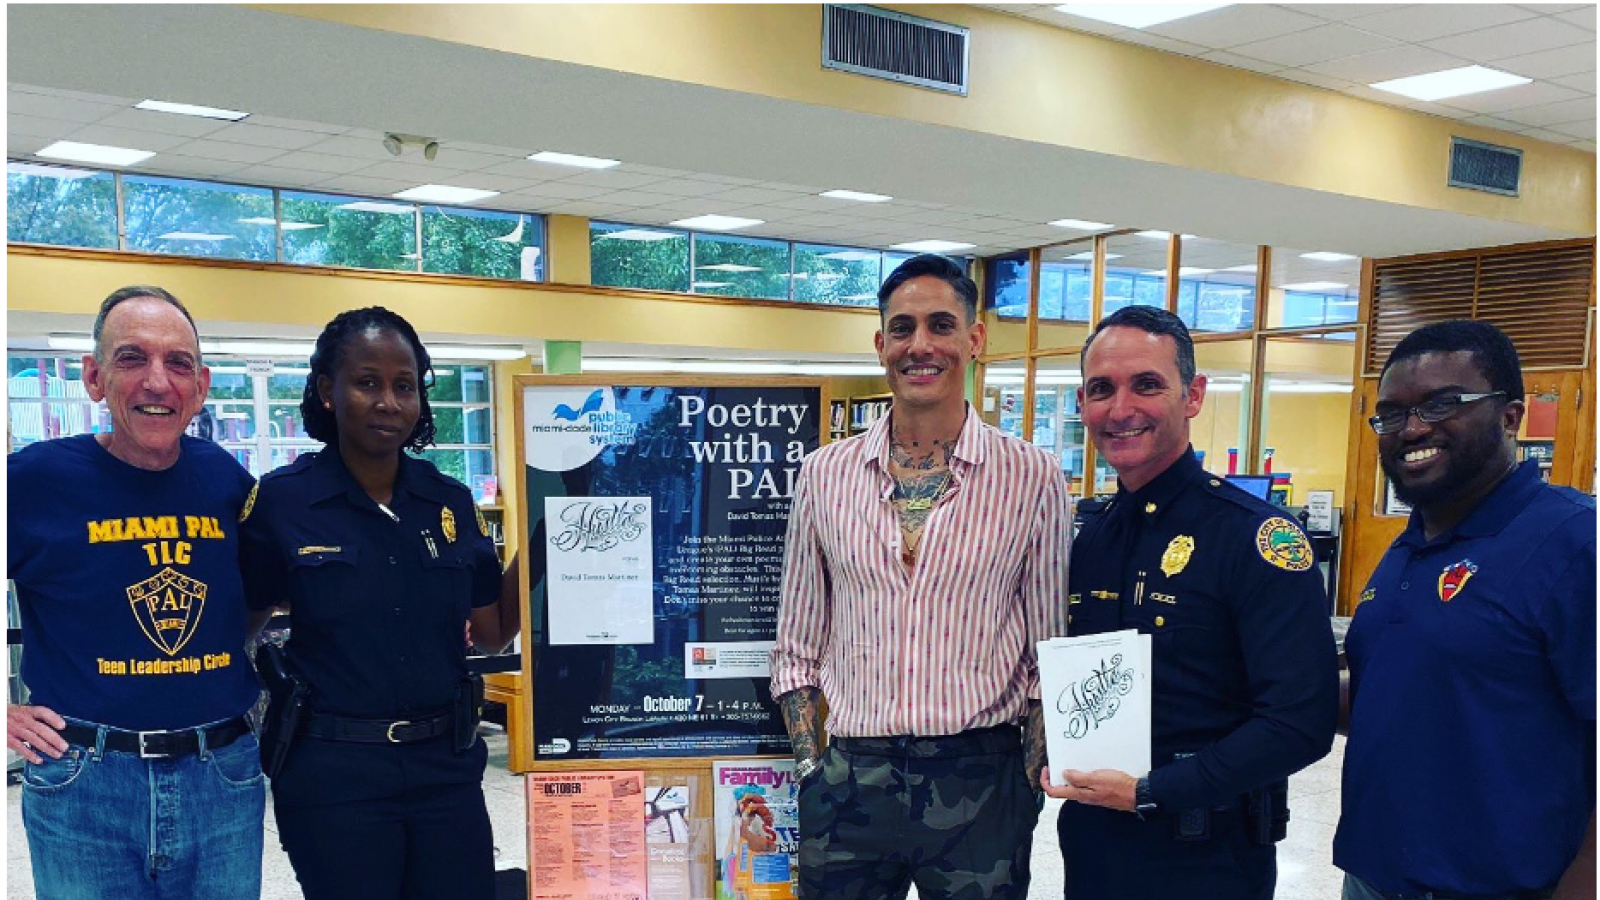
[1396,458,1544,547]
[862,403,990,473]
[1114,445,1202,515]
[302,447,440,507]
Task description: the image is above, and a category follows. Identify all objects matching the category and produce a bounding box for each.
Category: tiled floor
[7,731,1348,899]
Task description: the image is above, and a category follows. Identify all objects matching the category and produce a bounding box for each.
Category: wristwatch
[1134,776,1157,818]
[796,756,822,784]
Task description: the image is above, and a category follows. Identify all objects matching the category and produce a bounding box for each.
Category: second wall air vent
[822,4,970,96]
[1448,137,1522,197]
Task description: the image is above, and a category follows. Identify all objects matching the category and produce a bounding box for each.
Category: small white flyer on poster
[1038,629,1152,781]
[545,496,654,645]
[685,641,775,680]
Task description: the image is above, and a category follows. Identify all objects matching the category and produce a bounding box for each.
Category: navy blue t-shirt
[1335,461,1596,896]
[7,435,261,731]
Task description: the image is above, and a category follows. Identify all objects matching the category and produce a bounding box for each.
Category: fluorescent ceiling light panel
[393,184,500,204]
[158,232,235,241]
[1139,267,1213,277]
[1299,251,1358,262]
[36,141,155,167]
[427,345,527,361]
[889,240,975,253]
[1281,281,1349,291]
[527,151,621,169]
[1055,3,1230,29]
[583,358,886,377]
[696,263,764,272]
[337,201,415,215]
[205,340,318,357]
[599,228,681,242]
[1049,218,1113,230]
[1221,264,1258,272]
[1065,251,1121,261]
[820,189,892,203]
[47,335,96,352]
[669,215,764,231]
[7,162,96,179]
[820,250,882,262]
[238,217,323,230]
[1134,230,1197,240]
[135,99,249,121]
[1370,66,1530,102]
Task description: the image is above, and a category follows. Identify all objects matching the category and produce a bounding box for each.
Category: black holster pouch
[1247,779,1290,845]
[452,673,484,754]
[255,642,308,778]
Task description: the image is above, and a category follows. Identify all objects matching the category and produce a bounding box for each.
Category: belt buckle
[137,730,174,759]
[385,720,411,743]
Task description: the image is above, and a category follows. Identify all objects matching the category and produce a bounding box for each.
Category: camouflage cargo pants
[797,725,1037,900]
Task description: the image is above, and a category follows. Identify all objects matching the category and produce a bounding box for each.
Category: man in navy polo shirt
[1336,320,1595,900]
[7,286,266,899]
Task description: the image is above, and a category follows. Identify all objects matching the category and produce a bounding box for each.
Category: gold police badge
[239,482,258,523]
[1160,535,1194,577]
[1255,517,1314,572]
[441,506,457,543]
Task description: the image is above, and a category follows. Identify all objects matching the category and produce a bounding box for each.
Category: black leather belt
[60,717,250,759]
[301,711,450,744]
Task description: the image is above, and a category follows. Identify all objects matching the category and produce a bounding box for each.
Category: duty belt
[300,711,451,745]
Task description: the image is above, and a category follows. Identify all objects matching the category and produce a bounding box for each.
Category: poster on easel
[518,377,823,762]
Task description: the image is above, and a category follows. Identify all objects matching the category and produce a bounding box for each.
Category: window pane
[1102,233,1170,319]
[422,207,543,280]
[986,255,1029,316]
[1268,248,1361,328]
[6,355,101,446]
[589,221,689,292]
[280,190,418,271]
[208,369,255,401]
[123,175,275,261]
[415,448,467,483]
[1262,334,1357,507]
[206,403,256,441]
[1177,238,1257,333]
[433,407,464,444]
[464,407,492,444]
[1041,250,1093,323]
[6,164,117,248]
[881,252,915,284]
[692,233,790,300]
[268,370,310,401]
[792,244,880,307]
[267,403,313,441]
[460,366,490,403]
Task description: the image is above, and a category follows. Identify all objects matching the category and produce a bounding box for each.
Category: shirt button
[1154,616,1165,627]
[393,608,402,617]
[1400,581,1409,589]
[389,556,397,565]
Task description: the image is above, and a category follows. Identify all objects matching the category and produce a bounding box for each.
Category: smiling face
[875,275,985,415]
[317,326,422,462]
[82,296,210,470]
[1376,350,1521,510]
[1079,325,1206,492]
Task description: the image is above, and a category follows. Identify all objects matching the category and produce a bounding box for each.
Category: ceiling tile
[1344,4,1536,42]
[1490,41,1597,78]
[703,186,808,205]
[637,179,735,199]
[95,108,235,138]
[1518,126,1585,143]
[227,164,327,188]
[1462,113,1531,131]
[10,83,136,106]
[1045,11,1130,37]
[543,201,639,218]
[1426,16,1591,60]
[419,147,517,172]
[243,115,345,135]
[133,155,249,179]
[1289,5,1416,22]
[1549,70,1597,93]
[298,134,403,161]
[498,180,613,201]
[7,135,53,156]
[265,151,369,175]
[687,172,763,186]
[7,93,123,124]
[782,212,858,229]
[647,197,742,217]
[1515,4,1590,13]
[8,113,78,140]
[166,138,286,165]
[303,174,418,197]
[768,194,854,213]
[1114,32,1212,56]
[623,164,696,178]
[351,160,468,183]
[478,160,556,179]
[1229,23,1400,68]
[445,139,533,158]
[205,122,330,151]
[1147,5,1324,49]
[1495,96,1597,126]
[1301,45,1467,82]
[1198,50,1286,74]
[586,189,681,208]
[1569,139,1597,150]
[558,169,669,190]
[1435,79,1583,113]
[757,180,828,193]
[1276,70,1354,91]
[64,124,193,153]
[413,172,531,193]
[1546,118,1597,138]
[1555,6,1597,30]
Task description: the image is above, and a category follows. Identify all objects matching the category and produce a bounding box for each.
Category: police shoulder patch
[475,506,490,538]
[239,483,258,523]
[1254,516,1313,572]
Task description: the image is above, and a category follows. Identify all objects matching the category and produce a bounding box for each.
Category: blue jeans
[21,718,266,900]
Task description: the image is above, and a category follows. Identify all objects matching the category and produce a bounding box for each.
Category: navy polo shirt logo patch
[1255,517,1314,572]
[1437,559,1478,603]
[126,568,208,656]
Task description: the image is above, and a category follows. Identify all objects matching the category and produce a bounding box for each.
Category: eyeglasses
[1367,391,1506,435]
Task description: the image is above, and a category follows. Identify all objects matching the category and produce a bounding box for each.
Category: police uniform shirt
[1335,460,1596,897]
[1067,449,1338,809]
[240,449,501,806]
[6,435,260,731]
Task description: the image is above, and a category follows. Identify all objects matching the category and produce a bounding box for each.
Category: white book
[1037,629,1152,783]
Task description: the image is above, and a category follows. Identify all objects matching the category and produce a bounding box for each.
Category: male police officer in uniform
[1043,306,1338,899]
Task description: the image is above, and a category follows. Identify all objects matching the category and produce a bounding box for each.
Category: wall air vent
[1448,137,1522,197]
[822,5,970,96]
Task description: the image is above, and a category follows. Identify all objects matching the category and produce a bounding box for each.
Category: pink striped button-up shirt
[770,404,1072,738]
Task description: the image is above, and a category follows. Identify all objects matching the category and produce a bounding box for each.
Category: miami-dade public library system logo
[525,386,639,472]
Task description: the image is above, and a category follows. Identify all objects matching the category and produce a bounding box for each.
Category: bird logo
[551,389,604,422]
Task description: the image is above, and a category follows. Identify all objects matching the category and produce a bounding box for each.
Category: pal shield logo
[524,386,639,472]
[127,568,207,656]
[1437,559,1478,603]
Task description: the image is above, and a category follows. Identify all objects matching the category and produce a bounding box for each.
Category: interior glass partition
[1103,232,1172,316]
[1261,333,1358,505]
[1268,248,1361,328]
[1189,339,1255,479]
[1176,238,1258,332]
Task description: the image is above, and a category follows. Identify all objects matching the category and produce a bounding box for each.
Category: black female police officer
[240,307,520,900]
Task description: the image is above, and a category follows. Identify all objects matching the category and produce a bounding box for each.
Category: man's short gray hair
[91,286,201,363]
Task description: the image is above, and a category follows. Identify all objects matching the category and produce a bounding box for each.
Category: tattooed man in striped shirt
[771,254,1073,900]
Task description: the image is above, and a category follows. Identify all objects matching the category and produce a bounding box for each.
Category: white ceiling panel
[265,150,370,175]
[205,122,330,151]
[8,113,79,139]
[298,134,407,161]
[1554,6,1597,29]
[1548,118,1597,138]
[1437,79,1585,113]
[1229,23,1400,68]
[1549,70,1598,93]
[1519,126,1585,143]
[1496,96,1598,127]
[243,114,346,135]
[135,154,249,179]
[587,189,680,208]
[6,135,53,156]
[6,92,123,123]
[228,164,329,188]
[1146,5,1324,49]
[502,180,614,201]
[558,169,670,190]
[1489,41,1598,78]
[353,160,469,183]
[1290,4,1415,22]
[703,186,810,205]
[306,174,422,197]
[1425,15,1591,59]
[1463,113,1532,131]
[640,179,739,199]
[1115,32,1212,56]
[96,108,236,138]
[1300,45,1468,82]
[542,200,639,218]
[1279,70,1356,91]
[64,125,193,153]
[1346,4,1536,42]
[1198,50,1287,74]
[167,138,287,166]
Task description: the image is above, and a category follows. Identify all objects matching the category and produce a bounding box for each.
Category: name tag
[1089,590,1119,601]
[1150,591,1178,605]
[297,545,342,555]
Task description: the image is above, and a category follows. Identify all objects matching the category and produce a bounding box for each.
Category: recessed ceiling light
[1049,218,1114,230]
[1299,251,1358,262]
[1065,251,1123,261]
[527,151,621,169]
[36,141,155,167]
[697,263,764,272]
[46,335,96,352]
[669,215,763,231]
[1370,66,1530,102]
[1055,3,1231,29]
[393,184,500,204]
[598,228,681,242]
[821,189,893,203]
[427,345,528,361]
[890,240,976,253]
[158,232,235,241]
[337,201,416,215]
[238,217,324,231]
[7,162,96,179]
[1141,267,1214,277]
[1281,281,1349,291]
[1221,264,1258,272]
[135,99,249,121]
[1134,230,1197,240]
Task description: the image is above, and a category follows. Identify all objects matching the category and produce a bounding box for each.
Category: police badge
[441,506,457,543]
[1160,535,1194,577]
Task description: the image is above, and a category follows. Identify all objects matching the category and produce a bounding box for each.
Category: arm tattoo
[780,686,823,765]
[1023,700,1047,794]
